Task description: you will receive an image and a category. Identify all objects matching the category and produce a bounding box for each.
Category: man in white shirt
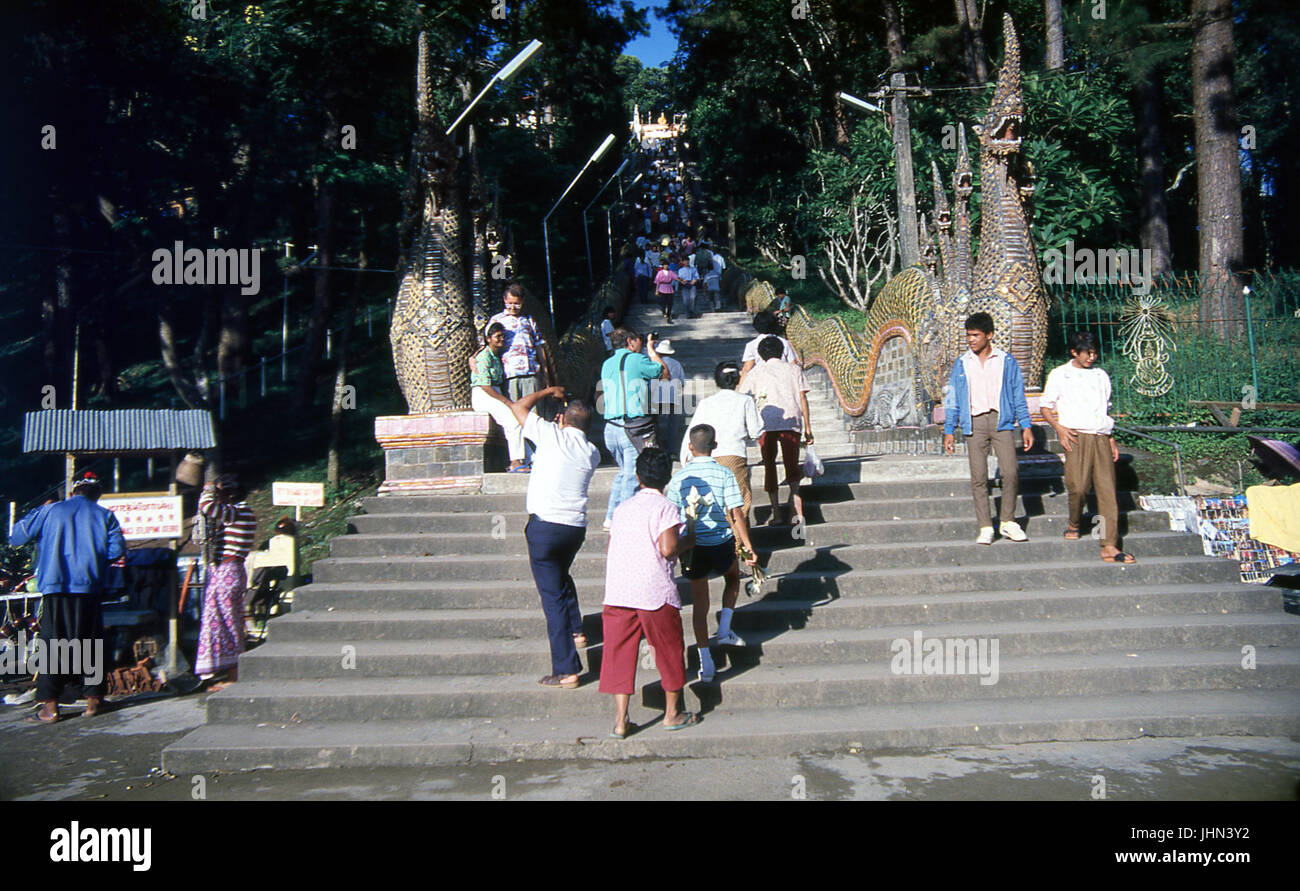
[507,386,602,689]
[1040,330,1135,564]
[652,339,687,457]
[599,305,616,354]
[682,361,762,521]
[740,311,798,378]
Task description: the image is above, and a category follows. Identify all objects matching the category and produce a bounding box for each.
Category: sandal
[663,711,699,731]
[538,674,579,689]
[27,709,59,725]
[573,633,589,648]
[610,721,637,739]
[1063,527,1081,540]
[1102,551,1136,564]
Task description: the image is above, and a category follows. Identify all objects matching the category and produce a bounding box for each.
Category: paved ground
[2,689,1297,800]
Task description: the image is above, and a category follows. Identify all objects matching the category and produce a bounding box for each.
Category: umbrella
[1247,436,1300,479]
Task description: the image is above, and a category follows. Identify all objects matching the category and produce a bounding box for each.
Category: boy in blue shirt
[942,312,1035,545]
[667,424,759,683]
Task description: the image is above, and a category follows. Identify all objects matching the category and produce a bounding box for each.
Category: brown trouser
[759,430,802,494]
[714,454,753,521]
[1065,432,1120,548]
[966,411,1019,528]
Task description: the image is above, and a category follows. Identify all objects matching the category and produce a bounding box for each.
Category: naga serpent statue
[390,31,477,413]
[787,13,1048,427]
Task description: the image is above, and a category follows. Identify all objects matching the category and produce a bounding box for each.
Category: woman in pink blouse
[600,448,699,736]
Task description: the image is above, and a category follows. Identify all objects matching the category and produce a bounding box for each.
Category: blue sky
[623,2,676,68]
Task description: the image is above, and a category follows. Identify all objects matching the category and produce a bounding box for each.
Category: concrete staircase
[163,300,1300,772]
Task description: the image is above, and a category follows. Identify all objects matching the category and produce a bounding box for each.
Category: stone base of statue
[375,412,490,495]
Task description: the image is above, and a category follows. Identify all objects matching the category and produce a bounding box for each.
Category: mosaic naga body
[389,31,477,413]
[789,14,1048,424]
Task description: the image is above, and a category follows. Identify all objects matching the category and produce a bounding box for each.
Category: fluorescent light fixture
[589,133,616,165]
[837,91,883,114]
[447,39,542,135]
[497,39,542,83]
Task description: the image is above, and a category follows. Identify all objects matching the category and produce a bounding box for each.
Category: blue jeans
[604,422,640,522]
[524,516,586,677]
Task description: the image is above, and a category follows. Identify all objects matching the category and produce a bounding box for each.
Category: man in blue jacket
[942,313,1035,545]
[10,471,125,722]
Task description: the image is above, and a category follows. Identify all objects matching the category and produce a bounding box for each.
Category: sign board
[272,481,325,508]
[100,495,185,541]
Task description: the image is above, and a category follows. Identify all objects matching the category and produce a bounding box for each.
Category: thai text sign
[100,495,185,540]
[272,481,325,508]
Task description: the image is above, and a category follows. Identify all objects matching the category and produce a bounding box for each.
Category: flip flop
[26,711,59,725]
[1063,527,1081,540]
[538,674,579,689]
[664,712,699,731]
[1102,551,1137,564]
[609,721,637,739]
[573,633,589,648]
[508,465,531,474]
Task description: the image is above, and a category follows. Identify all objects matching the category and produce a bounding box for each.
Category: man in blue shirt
[668,424,759,683]
[601,327,669,527]
[10,472,125,723]
[942,312,1035,545]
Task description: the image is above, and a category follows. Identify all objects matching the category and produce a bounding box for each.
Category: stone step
[199,647,1300,724]
[345,508,1173,542]
[324,529,1202,568]
[160,689,1300,772]
[308,554,1239,594]
[364,478,1129,514]
[314,534,1207,583]
[285,578,1270,632]
[237,613,1297,680]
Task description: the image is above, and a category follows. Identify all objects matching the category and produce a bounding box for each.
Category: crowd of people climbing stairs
[455,131,1138,738]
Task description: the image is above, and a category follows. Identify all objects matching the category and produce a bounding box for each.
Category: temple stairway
[163,300,1300,772]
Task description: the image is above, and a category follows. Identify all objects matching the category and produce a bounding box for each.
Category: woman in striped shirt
[196,474,257,687]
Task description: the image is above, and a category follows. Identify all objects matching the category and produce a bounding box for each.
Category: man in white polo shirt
[1040,330,1135,565]
[508,386,602,689]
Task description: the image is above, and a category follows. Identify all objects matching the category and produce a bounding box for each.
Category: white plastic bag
[802,443,825,479]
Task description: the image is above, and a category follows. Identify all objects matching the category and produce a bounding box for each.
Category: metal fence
[1048,270,1300,419]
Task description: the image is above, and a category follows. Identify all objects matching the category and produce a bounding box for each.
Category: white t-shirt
[524,412,601,527]
[1041,362,1114,435]
[600,318,615,350]
[742,335,798,365]
[681,390,762,464]
[652,355,685,409]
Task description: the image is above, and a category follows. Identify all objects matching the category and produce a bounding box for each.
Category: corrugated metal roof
[22,410,216,453]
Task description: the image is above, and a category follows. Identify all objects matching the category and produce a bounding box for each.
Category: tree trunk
[726,190,737,257]
[891,73,920,268]
[1134,70,1173,279]
[294,116,340,408]
[327,219,369,491]
[1045,0,1065,70]
[883,0,906,67]
[1191,0,1245,338]
[47,202,73,397]
[967,0,989,81]
[158,302,201,409]
[955,0,989,83]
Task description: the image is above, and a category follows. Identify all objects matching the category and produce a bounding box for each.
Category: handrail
[1113,425,1185,496]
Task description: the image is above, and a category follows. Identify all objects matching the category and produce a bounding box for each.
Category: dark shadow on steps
[636,543,853,718]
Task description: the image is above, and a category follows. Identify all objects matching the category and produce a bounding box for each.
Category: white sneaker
[1000,521,1028,542]
[976,526,995,545]
[713,630,746,647]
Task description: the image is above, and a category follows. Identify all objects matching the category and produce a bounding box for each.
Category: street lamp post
[607,171,645,274]
[543,133,616,324]
[582,158,630,298]
[446,39,543,136]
